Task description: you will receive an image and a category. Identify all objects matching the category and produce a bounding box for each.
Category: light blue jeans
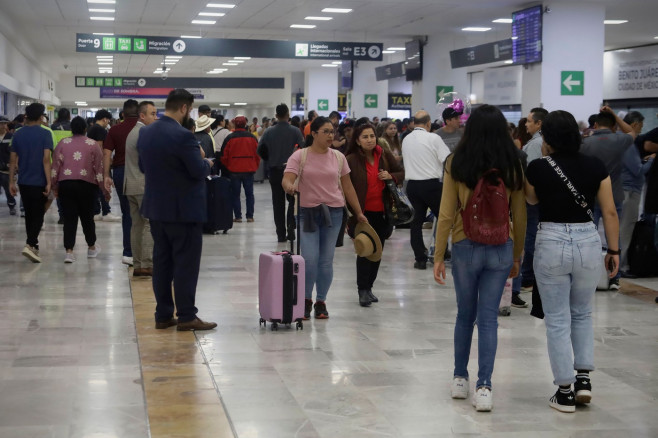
[451,238,513,389]
[534,222,600,386]
[299,206,344,302]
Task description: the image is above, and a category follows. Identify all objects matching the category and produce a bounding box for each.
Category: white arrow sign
[365,96,376,106]
[562,74,581,92]
[438,89,447,100]
[318,101,328,110]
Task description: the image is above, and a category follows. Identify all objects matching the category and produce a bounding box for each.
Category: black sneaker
[511,295,528,308]
[303,299,313,320]
[549,389,576,413]
[414,261,427,270]
[609,278,620,290]
[574,376,592,404]
[314,300,329,319]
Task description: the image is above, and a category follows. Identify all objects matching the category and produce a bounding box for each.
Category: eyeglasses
[316,129,334,135]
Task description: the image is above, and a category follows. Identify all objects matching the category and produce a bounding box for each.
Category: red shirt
[364,147,385,212]
[104,117,138,167]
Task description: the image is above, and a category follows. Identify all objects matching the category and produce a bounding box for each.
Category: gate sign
[76,33,383,61]
[388,94,412,110]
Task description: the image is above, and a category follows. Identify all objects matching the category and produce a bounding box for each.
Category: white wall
[351,60,389,119]
[305,68,338,117]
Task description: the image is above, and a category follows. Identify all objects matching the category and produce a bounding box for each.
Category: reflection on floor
[1,183,657,438]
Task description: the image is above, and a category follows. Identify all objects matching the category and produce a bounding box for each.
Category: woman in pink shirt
[52,117,107,263]
[283,117,367,320]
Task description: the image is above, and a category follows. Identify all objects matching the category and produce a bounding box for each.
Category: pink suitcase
[258,251,305,330]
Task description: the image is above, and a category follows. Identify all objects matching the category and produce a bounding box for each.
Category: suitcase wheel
[223,230,228,235]
[271,322,278,331]
[296,321,303,330]
[259,318,266,328]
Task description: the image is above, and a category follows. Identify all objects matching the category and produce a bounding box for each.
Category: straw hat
[353,222,383,262]
[195,114,215,132]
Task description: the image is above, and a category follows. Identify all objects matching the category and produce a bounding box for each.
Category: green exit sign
[317,99,329,111]
[561,71,584,96]
[364,94,378,108]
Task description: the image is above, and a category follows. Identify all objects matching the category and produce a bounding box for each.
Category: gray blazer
[124,121,145,196]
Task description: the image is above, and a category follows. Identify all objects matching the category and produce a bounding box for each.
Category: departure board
[512,5,542,64]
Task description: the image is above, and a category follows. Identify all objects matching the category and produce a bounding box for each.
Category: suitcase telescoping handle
[291,192,301,255]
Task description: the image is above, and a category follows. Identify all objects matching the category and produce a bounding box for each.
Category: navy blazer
[138,116,210,223]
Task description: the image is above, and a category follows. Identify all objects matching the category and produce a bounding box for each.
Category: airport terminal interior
[1,1,658,437]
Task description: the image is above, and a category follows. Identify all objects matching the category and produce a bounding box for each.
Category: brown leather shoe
[138,267,153,277]
[176,317,217,331]
[155,318,177,329]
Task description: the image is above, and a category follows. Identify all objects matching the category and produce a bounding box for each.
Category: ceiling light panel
[321,8,352,13]
[192,20,216,24]
[305,16,332,21]
[207,3,235,8]
[462,27,491,32]
[88,0,116,4]
[492,18,512,23]
[199,12,225,16]
[290,24,316,29]
[90,16,115,20]
[181,35,202,39]
[89,8,115,13]
[604,20,628,24]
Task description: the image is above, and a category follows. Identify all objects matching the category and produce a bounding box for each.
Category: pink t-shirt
[285,148,350,208]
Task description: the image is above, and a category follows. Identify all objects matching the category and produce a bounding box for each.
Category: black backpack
[627,219,658,277]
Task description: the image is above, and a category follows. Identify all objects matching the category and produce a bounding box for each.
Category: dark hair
[290,115,300,127]
[516,117,532,146]
[25,103,46,122]
[310,116,332,133]
[541,110,582,154]
[56,108,70,122]
[450,104,524,190]
[70,116,87,135]
[13,114,25,123]
[623,111,645,125]
[210,114,225,130]
[529,107,548,123]
[307,110,317,120]
[138,100,155,115]
[184,117,196,131]
[587,114,597,128]
[276,103,289,118]
[94,109,112,121]
[123,99,139,116]
[413,113,430,125]
[165,89,194,112]
[596,111,616,128]
[329,111,341,121]
[354,117,370,128]
[376,120,401,152]
[345,123,376,156]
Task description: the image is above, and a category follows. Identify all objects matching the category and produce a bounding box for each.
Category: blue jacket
[138,116,210,223]
[622,143,654,194]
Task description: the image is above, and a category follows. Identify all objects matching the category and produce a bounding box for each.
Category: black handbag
[383,180,414,226]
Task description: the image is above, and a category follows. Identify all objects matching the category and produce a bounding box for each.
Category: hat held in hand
[353,222,383,262]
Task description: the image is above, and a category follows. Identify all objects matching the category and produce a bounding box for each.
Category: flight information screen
[512,5,542,64]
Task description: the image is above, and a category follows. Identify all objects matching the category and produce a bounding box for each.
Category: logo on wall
[368,46,381,59]
[173,40,186,53]
[295,43,309,57]
[137,78,146,87]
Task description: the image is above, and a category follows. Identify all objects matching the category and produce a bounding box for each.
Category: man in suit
[138,89,217,331]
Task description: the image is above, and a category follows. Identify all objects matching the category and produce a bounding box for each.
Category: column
[351,61,389,119]
[304,68,338,117]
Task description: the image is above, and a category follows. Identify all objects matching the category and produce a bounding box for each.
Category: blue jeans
[534,222,600,386]
[520,203,539,285]
[593,201,622,281]
[230,172,255,219]
[112,166,132,257]
[451,238,514,389]
[299,206,344,302]
[93,187,111,216]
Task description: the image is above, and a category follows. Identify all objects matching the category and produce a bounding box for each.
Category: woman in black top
[525,110,619,413]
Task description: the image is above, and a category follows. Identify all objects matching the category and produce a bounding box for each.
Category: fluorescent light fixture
[511,36,518,40]
[219,103,230,106]
[206,71,222,74]
[305,16,332,21]
[96,55,113,58]
[230,60,244,63]
[382,50,395,54]
[504,60,514,64]
[222,62,238,66]
[290,24,316,29]
[386,47,404,51]
[462,27,491,32]
[331,61,342,64]
[234,102,247,105]
[321,8,352,13]
[76,103,88,106]
[93,33,114,35]
[97,62,114,65]
[88,0,116,4]
[75,101,87,104]
[234,57,251,60]
[199,12,225,16]
[166,56,183,59]
[321,64,339,67]
[90,16,115,20]
[604,19,628,24]
[162,62,178,65]
[654,36,658,39]
[89,8,115,12]
[492,18,512,23]
[192,19,216,24]
[207,3,235,7]
[181,35,202,39]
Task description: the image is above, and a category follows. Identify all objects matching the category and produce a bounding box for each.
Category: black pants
[150,221,202,323]
[59,180,97,250]
[406,179,443,262]
[0,173,16,208]
[18,184,46,249]
[268,166,295,240]
[356,211,389,290]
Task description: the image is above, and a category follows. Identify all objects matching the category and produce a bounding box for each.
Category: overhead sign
[100,88,204,99]
[317,99,329,111]
[603,45,658,100]
[337,94,347,112]
[76,33,383,61]
[483,66,522,105]
[561,71,584,95]
[450,39,513,69]
[364,94,378,108]
[75,76,284,89]
[388,94,412,110]
[375,62,406,81]
[436,86,454,103]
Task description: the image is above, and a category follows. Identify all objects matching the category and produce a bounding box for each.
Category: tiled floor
[1,183,657,438]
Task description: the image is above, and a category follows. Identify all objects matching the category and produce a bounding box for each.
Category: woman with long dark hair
[434,104,527,412]
[525,110,618,413]
[345,123,404,306]
[376,120,402,164]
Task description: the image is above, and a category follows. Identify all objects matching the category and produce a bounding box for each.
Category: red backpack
[461,169,510,245]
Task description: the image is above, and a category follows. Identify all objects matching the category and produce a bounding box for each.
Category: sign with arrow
[317,99,329,111]
[436,86,454,103]
[364,94,378,108]
[561,71,584,96]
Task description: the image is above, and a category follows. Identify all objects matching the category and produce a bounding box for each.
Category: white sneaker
[88,244,101,258]
[94,214,103,221]
[102,213,121,222]
[122,256,133,266]
[64,252,76,264]
[22,245,41,263]
[451,377,469,399]
[472,387,493,412]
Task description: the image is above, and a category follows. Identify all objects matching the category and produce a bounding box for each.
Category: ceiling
[1,0,657,105]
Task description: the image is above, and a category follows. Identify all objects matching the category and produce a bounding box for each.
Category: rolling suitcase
[258,195,305,331]
[203,175,233,234]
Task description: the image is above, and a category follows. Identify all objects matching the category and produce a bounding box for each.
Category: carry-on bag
[258,194,305,331]
[203,175,233,234]
[627,219,658,277]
